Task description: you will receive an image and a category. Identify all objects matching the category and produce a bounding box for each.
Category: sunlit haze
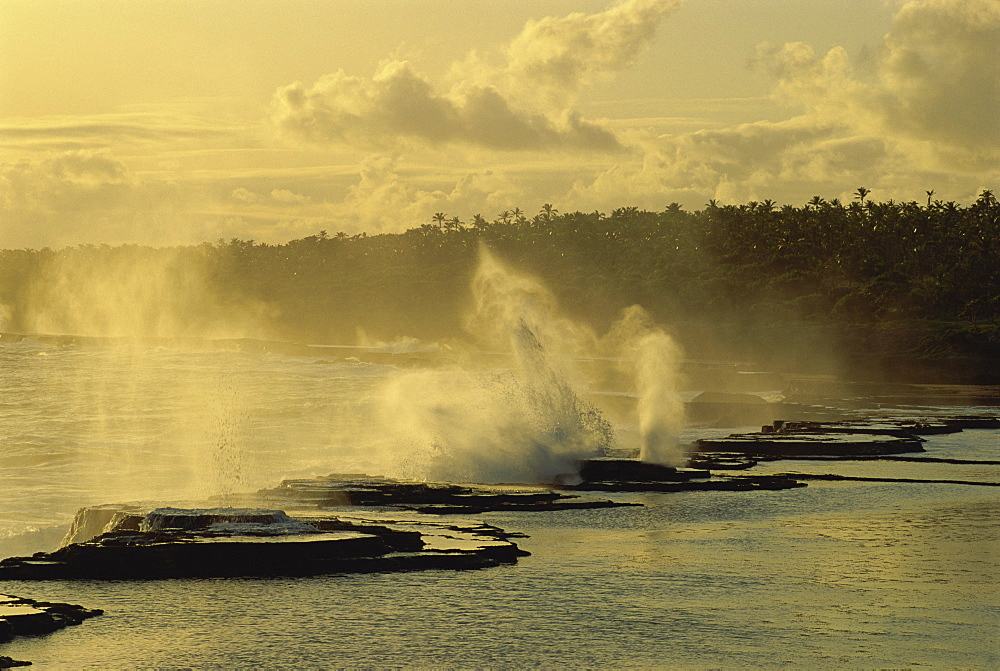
[1,3,999,667]
[2,0,996,249]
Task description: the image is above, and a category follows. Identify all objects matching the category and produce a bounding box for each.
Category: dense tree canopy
[1,191,997,380]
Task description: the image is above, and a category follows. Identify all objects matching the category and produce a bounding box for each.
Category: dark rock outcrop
[0,594,103,644]
[573,475,807,493]
[247,474,637,513]
[578,458,710,483]
[0,656,32,668]
[687,454,759,470]
[568,458,805,493]
[696,419,927,457]
[0,507,529,580]
[698,413,1000,457]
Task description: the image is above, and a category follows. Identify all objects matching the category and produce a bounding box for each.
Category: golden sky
[1,0,997,248]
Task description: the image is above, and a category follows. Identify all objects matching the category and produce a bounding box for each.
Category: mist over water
[3,248,999,668]
[374,247,686,482]
[0,245,689,551]
[17,246,274,339]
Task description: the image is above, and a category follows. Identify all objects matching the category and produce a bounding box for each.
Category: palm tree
[539,203,558,221]
[926,190,935,208]
[854,187,871,207]
[432,212,447,228]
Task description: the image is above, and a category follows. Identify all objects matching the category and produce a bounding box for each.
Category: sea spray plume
[467,246,612,461]
[380,366,601,484]
[508,318,614,460]
[633,331,685,465]
[377,247,611,483]
[604,305,686,465]
[206,372,251,503]
[465,245,595,361]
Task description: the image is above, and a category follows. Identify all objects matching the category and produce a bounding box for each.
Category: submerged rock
[0,506,528,580]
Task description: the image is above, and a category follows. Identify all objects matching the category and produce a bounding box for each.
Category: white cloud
[336,155,526,232]
[754,0,1000,160]
[3,0,995,249]
[502,0,682,106]
[566,0,999,210]
[0,149,207,248]
[231,187,259,203]
[272,60,621,152]
[1,150,135,221]
[877,0,999,153]
[270,188,310,204]
[272,0,681,152]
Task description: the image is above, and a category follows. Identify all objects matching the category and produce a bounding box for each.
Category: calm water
[1,339,998,668]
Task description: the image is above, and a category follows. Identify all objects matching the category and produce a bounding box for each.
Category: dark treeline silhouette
[1,190,997,381]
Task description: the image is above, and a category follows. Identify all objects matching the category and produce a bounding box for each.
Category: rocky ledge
[247,474,638,514]
[570,458,806,493]
[696,419,929,457]
[0,507,529,580]
[0,594,103,666]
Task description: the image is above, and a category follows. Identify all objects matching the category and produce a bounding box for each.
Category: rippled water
[1,340,998,667]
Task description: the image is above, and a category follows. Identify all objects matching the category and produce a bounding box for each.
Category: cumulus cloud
[338,154,526,232]
[272,0,680,152]
[502,0,682,105]
[231,187,259,204]
[269,188,311,204]
[875,0,999,152]
[754,0,1000,159]
[1,150,136,217]
[272,60,621,152]
[568,0,999,210]
[0,150,200,248]
[5,0,994,249]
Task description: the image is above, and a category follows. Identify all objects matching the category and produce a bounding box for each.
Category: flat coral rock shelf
[0,593,103,666]
[0,507,528,580]
[568,458,806,493]
[248,474,637,514]
[696,419,930,457]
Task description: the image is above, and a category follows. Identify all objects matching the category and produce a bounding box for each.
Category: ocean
[1,338,997,668]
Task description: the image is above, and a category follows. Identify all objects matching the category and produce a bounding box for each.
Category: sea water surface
[1,339,998,668]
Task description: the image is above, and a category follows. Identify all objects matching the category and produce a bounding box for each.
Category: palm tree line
[0,189,996,371]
